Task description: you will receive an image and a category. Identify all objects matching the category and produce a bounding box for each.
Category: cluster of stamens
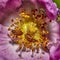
[8,9,51,57]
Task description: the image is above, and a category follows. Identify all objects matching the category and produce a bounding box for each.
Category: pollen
[8,9,50,57]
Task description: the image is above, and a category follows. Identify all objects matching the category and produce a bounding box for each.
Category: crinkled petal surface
[50,44,60,60]
[49,21,60,60]
[48,21,59,42]
[0,24,20,60]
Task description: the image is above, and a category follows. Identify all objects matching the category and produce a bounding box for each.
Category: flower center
[8,9,50,57]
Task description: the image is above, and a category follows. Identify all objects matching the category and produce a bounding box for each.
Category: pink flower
[0,24,50,60]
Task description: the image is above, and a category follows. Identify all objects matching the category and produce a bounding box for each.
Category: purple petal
[49,21,60,60]
[0,24,8,34]
[50,44,60,60]
[0,24,20,60]
[38,0,58,20]
[48,21,59,42]
[0,0,22,22]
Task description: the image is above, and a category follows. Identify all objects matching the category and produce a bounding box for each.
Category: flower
[0,20,59,60]
[0,25,50,60]
[0,0,59,60]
